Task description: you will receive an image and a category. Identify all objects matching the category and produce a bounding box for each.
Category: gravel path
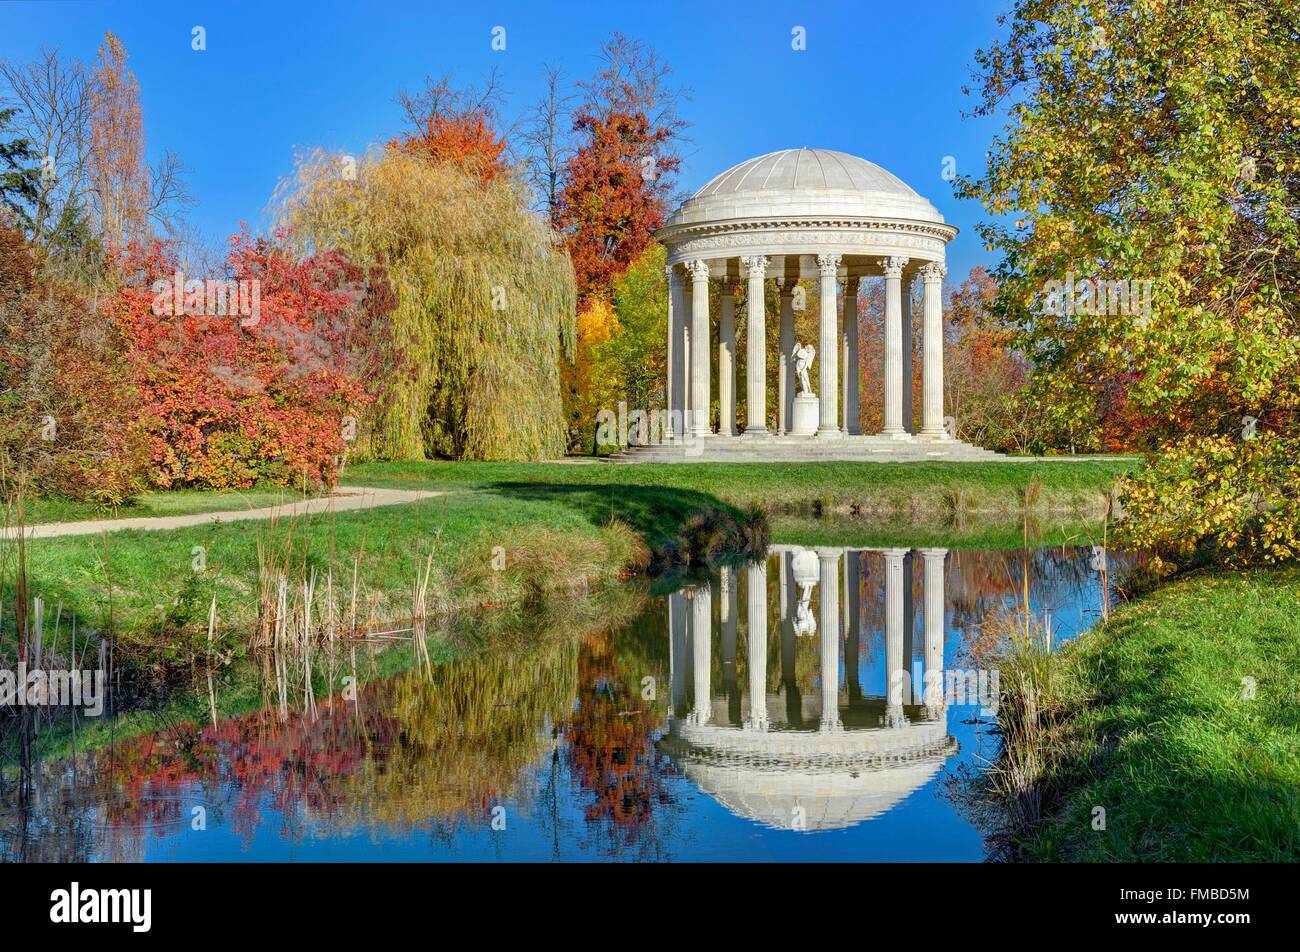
[6,486,442,540]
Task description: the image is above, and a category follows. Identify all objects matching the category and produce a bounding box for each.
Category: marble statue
[793,341,816,396]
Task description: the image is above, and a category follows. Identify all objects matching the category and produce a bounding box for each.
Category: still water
[1,544,1126,862]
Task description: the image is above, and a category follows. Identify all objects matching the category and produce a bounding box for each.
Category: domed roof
[694,148,918,199]
[664,148,946,230]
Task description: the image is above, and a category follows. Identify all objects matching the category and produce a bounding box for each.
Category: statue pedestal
[790,393,819,436]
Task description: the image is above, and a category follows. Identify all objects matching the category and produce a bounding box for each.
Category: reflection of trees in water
[0,592,651,861]
[553,606,686,861]
[849,547,1137,669]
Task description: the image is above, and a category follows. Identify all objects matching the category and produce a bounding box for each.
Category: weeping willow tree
[274,148,576,461]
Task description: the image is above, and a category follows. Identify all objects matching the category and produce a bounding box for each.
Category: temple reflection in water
[661,547,959,833]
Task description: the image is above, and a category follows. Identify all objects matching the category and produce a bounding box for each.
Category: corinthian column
[718,280,737,437]
[921,548,948,720]
[686,259,712,438]
[741,256,769,435]
[902,273,914,433]
[880,256,909,439]
[817,548,842,731]
[920,262,949,438]
[666,265,686,440]
[816,254,842,438]
[842,276,861,435]
[778,281,795,434]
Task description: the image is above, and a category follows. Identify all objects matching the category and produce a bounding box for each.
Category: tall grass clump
[273,148,576,463]
[962,599,1090,860]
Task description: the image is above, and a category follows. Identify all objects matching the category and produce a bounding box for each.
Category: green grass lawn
[1019,564,1300,861]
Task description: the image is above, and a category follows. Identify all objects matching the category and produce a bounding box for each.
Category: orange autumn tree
[554,108,675,308]
[390,75,509,187]
[943,267,1036,452]
[88,32,148,247]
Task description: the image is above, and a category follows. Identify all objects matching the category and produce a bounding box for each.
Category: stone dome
[664,148,946,229]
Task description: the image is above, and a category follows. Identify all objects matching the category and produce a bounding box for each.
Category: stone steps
[607,436,1004,464]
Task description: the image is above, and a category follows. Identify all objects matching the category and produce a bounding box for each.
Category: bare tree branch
[0,47,93,247]
[518,64,575,218]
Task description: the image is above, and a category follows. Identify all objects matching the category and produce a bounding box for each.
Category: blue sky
[1,0,1010,278]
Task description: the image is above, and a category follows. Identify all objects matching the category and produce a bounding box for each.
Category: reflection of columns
[816,254,842,438]
[720,567,739,722]
[901,274,914,434]
[781,552,801,727]
[778,281,796,434]
[920,262,948,438]
[742,256,769,434]
[669,590,688,718]
[902,550,915,705]
[881,256,909,438]
[718,281,737,437]
[884,548,907,727]
[921,548,948,720]
[844,550,861,703]
[690,585,712,725]
[687,259,712,438]
[842,277,860,435]
[666,266,687,439]
[745,560,768,731]
[817,549,842,731]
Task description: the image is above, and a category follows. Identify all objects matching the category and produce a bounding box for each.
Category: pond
[0,543,1131,862]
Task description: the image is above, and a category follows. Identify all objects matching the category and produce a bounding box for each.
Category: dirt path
[6,486,442,540]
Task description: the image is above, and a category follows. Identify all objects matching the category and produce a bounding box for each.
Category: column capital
[920,261,947,283]
[777,278,796,297]
[816,253,841,277]
[879,256,910,278]
[918,546,949,560]
[664,264,677,282]
[685,259,711,282]
[843,275,861,292]
[740,255,769,278]
[719,276,738,295]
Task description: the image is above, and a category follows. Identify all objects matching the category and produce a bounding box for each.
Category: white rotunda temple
[617,148,1000,462]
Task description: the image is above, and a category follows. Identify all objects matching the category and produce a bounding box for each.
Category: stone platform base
[608,433,1003,463]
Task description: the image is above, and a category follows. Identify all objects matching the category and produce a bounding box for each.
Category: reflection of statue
[794,589,816,637]
[793,341,815,395]
[791,548,819,637]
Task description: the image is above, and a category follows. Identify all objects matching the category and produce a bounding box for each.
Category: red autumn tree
[554,108,677,308]
[104,228,385,490]
[553,34,686,308]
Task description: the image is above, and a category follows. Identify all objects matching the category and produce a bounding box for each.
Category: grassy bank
[346,458,1135,520]
[986,565,1300,862]
[6,480,759,644]
[8,458,1126,643]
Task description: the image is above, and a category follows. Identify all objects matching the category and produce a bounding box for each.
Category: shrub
[103,231,384,491]
[0,226,150,504]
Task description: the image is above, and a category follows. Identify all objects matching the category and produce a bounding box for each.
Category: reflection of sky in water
[5,546,1129,863]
